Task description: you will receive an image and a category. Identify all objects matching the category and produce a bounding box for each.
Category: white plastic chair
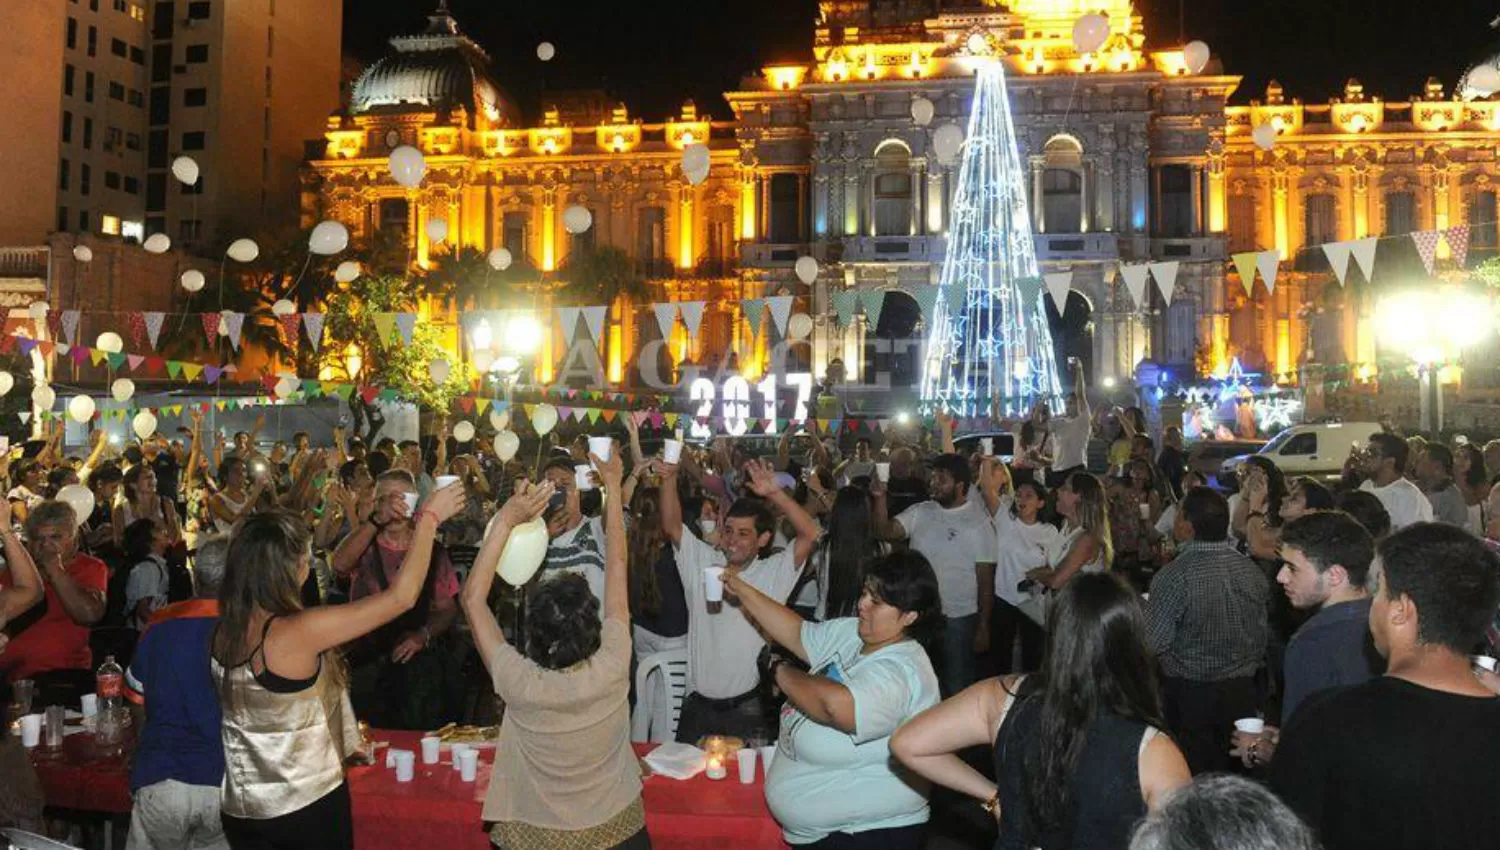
[632,648,689,743]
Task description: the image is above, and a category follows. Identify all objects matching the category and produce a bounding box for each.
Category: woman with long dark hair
[815,486,886,621]
[1027,472,1111,594]
[990,479,1061,674]
[1233,455,1286,560]
[627,484,687,658]
[891,573,1190,850]
[1453,443,1489,535]
[211,484,464,850]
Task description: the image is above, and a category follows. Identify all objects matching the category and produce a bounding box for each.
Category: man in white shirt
[1047,358,1091,487]
[661,458,821,743]
[873,453,997,696]
[1358,433,1433,531]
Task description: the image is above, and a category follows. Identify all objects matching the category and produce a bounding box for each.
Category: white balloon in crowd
[1252,124,1279,151]
[1072,13,1110,53]
[0,373,14,397]
[787,313,814,340]
[111,378,135,402]
[28,302,49,321]
[489,408,510,432]
[72,245,93,263]
[494,429,520,462]
[56,484,95,528]
[562,205,593,235]
[335,261,362,283]
[536,42,556,62]
[531,403,559,436]
[425,218,449,245]
[271,299,297,316]
[681,144,711,184]
[1183,41,1211,75]
[96,332,124,354]
[497,517,549,586]
[932,124,964,163]
[388,145,427,188]
[794,256,819,285]
[143,234,172,254]
[133,409,158,440]
[487,248,513,271]
[31,384,55,411]
[428,359,451,384]
[1468,65,1500,98]
[452,420,476,443]
[309,221,349,256]
[910,97,935,127]
[226,238,260,263]
[67,394,96,423]
[180,269,207,292]
[171,156,200,186]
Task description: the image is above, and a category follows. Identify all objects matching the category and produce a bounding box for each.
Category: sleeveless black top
[993,680,1150,850]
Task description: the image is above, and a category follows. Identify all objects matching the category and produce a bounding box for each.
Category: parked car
[1186,439,1266,486]
[1217,421,1384,490]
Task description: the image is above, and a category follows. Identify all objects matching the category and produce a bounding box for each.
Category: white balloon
[226,238,260,263]
[682,142,710,173]
[537,42,556,62]
[1183,41,1211,75]
[788,313,814,340]
[425,218,449,245]
[143,233,172,254]
[133,410,158,440]
[794,256,819,285]
[335,260,362,283]
[496,516,549,586]
[1468,64,1500,98]
[31,384,55,410]
[1252,124,1278,151]
[452,420,476,443]
[96,332,124,354]
[489,408,511,432]
[932,124,965,163]
[1072,13,1110,54]
[309,220,349,256]
[684,162,709,186]
[429,359,451,384]
[72,245,93,263]
[271,299,297,316]
[562,205,593,235]
[0,373,13,397]
[494,429,520,462]
[388,145,427,188]
[487,248,513,271]
[111,378,135,402]
[531,403,559,436]
[56,484,95,528]
[28,301,49,321]
[911,97,936,126]
[67,394,96,423]
[171,155,200,186]
[180,269,206,292]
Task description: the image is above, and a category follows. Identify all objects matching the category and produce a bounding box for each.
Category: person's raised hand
[591,445,623,489]
[422,481,467,525]
[745,459,782,498]
[498,480,554,528]
[0,497,13,530]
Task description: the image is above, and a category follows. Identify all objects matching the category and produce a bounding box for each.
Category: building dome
[350,2,516,125]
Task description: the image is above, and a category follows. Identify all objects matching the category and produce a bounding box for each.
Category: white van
[1219,421,1384,486]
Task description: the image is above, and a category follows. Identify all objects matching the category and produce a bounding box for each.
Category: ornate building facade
[302,0,1500,409]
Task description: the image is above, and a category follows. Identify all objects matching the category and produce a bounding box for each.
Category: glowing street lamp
[1375,288,1493,433]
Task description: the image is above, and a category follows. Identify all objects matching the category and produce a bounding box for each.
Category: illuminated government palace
[302,0,1500,403]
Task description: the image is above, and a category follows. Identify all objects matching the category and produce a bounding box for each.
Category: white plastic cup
[434,475,460,490]
[1234,718,1265,735]
[80,693,98,717]
[402,493,419,516]
[663,439,684,464]
[19,714,42,748]
[575,464,595,491]
[981,437,994,457]
[1474,655,1498,673]
[759,745,776,776]
[704,567,726,603]
[385,748,398,768]
[875,462,891,483]
[588,436,613,462]
[1139,502,1151,520]
[420,735,441,765]
[393,750,415,782]
[736,748,757,784]
[450,743,469,770]
[458,748,479,782]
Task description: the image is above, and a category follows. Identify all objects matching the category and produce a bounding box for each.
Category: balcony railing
[0,248,49,278]
[1033,232,1122,262]
[837,236,945,263]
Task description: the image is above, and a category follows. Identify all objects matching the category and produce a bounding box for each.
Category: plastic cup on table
[451,743,470,769]
[420,735,441,765]
[19,714,41,748]
[588,436,613,463]
[704,567,726,603]
[458,748,479,782]
[1234,718,1265,735]
[80,693,98,717]
[44,706,65,749]
[393,750,416,782]
[663,440,684,465]
[736,748,757,784]
[759,745,776,776]
[385,748,398,768]
[434,475,460,490]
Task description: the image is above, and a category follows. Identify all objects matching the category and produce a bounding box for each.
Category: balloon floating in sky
[335,261,362,283]
[143,233,172,254]
[932,123,964,163]
[537,42,556,62]
[452,421,476,443]
[910,97,935,127]
[562,205,593,235]
[226,238,260,262]
[425,218,449,245]
[67,394,96,423]
[794,256,820,285]
[1183,41,1211,75]
[180,269,206,292]
[171,155,200,186]
[388,145,427,188]
[309,221,349,256]
[96,332,124,354]
[1072,13,1110,53]
[72,245,93,262]
[111,378,135,403]
[487,248,513,271]
[1252,124,1278,151]
[133,410,158,440]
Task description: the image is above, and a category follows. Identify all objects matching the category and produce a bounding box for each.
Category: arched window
[873,141,913,237]
[1304,194,1336,248]
[1384,191,1416,236]
[1470,190,1498,261]
[1042,135,1084,234]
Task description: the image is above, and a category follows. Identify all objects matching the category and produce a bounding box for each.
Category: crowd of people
[0,372,1497,850]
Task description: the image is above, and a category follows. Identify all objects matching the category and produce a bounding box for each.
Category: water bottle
[96,655,124,748]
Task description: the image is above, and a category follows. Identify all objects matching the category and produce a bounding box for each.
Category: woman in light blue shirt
[724,550,943,849]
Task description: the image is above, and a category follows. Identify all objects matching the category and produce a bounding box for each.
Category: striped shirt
[544,515,606,610]
[1146,540,1269,681]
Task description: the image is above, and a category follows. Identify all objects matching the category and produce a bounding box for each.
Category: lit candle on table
[706,754,727,780]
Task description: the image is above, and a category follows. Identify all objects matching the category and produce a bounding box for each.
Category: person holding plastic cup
[0,494,44,656]
[463,445,651,850]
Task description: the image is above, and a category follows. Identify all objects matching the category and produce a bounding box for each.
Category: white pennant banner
[557,307,582,344]
[580,306,608,345]
[301,313,325,352]
[1147,262,1180,306]
[652,303,678,340]
[61,310,81,345]
[394,312,416,346]
[1119,264,1151,309]
[222,311,245,350]
[1322,240,1353,286]
[143,312,166,350]
[1256,250,1282,295]
[678,301,706,341]
[1349,236,1378,282]
[766,295,794,337]
[1043,272,1073,313]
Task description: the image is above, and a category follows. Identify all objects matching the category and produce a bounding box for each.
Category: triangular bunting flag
[373,312,398,344]
[475,398,491,415]
[1147,263,1179,307]
[60,310,80,345]
[1119,264,1151,309]
[127,354,145,372]
[580,306,608,346]
[166,361,183,379]
[143,312,165,350]
[1231,252,1260,296]
[90,349,108,367]
[742,298,765,339]
[126,312,146,350]
[279,315,301,348]
[222,312,245,350]
[182,363,204,381]
[107,352,126,370]
[1256,250,1282,295]
[1321,241,1353,286]
[1043,272,1073,313]
[557,307,582,344]
[17,413,28,425]
[912,286,941,323]
[832,290,860,328]
[1349,236,1378,282]
[766,295,794,337]
[1410,230,1441,276]
[201,313,221,345]
[204,366,222,385]
[679,302,706,340]
[652,303,678,341]
[394,312,417,346]
[1445,225,1471,268]
[302,313,325,352]
[1015,276,1045,308]
[860,290,886,329]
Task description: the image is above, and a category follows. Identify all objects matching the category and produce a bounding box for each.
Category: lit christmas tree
[920,60,1064,419]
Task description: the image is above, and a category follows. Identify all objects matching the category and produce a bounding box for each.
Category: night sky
[341,0,1500,120]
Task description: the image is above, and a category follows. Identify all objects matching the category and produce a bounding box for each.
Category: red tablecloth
[35,729,789,850]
